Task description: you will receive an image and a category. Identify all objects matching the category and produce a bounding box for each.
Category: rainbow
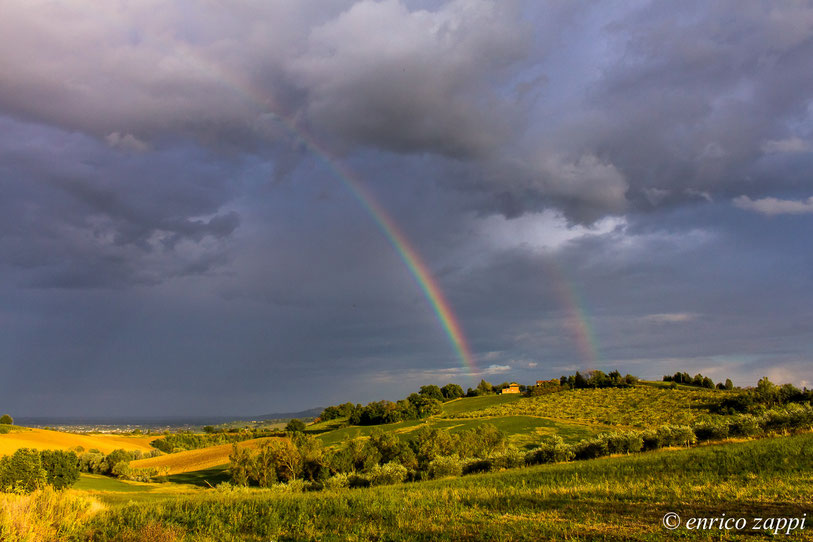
[544,257,600,367]
[176,48,479,377]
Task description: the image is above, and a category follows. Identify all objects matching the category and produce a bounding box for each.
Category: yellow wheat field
[0,428,157,456]
[130,437,281,475]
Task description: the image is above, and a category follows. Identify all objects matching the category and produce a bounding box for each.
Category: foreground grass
[73,433,813,541]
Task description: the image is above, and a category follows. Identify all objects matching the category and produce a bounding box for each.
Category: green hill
[34,432,813,541]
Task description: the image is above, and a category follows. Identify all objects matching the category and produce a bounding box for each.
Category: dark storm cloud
[0,117,241,288]
[2,1,811,222]
[1,1,813,417]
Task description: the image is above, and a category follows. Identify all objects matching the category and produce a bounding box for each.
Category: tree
[476,379,494,395]
[228,444,253,486]
[285,419,306,433]
[441,383,464,401]
[251,443,277,487]
[269,439,302,481]
[419,385,444,402]
[0,414,12,425]
[0,448,47,493]
[724,378,734,391]
[294,434,328,481]
[203,425,216,434]
[39,450,80,489]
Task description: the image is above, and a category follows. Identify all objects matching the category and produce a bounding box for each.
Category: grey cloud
[0,117,241,288]
[2,1,813,224]
[733,195,813,216]
[289,0,530,157]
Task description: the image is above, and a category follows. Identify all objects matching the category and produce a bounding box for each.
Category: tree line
[0,449,79,493]
[663,371,733,389]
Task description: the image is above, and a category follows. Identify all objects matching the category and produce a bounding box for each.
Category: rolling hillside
[0,427,158,456]
[129,437,282,475]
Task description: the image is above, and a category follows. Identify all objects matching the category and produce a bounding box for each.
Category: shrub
[491,447,525,470]
[0,448,47,493]
[78,452,108,475]
[347,474,371,488]
[462,459,492,474]
[269,479,307,493]
[427,456,462,479]
[693,418,729,441]
[572,437,608,460]
[323,473,350,490]
[38,450,80,489]
[285,419,306,433]
[656,425,696,448]
[368,462,408,486]
[727,414,761,437]
[604,432,643,454]
[525,436,574,465]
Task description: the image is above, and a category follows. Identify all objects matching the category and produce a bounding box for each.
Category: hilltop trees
[0,414,13,425]
[441,383,464,400]
[663,371,718,389]
[560,370,637,389]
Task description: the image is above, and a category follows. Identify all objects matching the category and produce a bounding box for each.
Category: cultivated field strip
[0,428,157,455]
[129,437,282,475]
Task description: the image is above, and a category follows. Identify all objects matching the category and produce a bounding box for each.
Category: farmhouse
[501,382,521,394]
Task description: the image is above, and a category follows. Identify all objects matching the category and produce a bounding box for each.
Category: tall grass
[0,487,103,541]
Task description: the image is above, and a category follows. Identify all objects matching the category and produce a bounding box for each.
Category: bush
[368,462,408,486]
[39,450,79,489]
[427,456,462,479]
[462,459,492,474]
[727,414,761,437]
[0,414,13,425]
[525,435,574,465]
[0,448,47,493]
[491,447,525,470]
[656,425,696,448]
[347,474,371,488]
[693,418,729,441]
[604,432,643,454]
[572,437,608,460]
[323,473,350,490]
[285,419,306,433]
[268,479,308,493]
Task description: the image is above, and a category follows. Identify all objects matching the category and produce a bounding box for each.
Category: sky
[2,0,813,417]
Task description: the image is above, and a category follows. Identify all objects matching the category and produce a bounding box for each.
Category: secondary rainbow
[177,49,479,377]
[543,257,600,366]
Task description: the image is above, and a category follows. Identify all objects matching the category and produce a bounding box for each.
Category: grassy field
[449,386,725,428]
[129,437,281,475]
[0,427,158,455]
[19,432,809,541]
[439,394,523,416]
[314,414,602,448]
[74,474,158,493]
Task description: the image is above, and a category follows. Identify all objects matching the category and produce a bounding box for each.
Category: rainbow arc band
[177,49,479,377]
